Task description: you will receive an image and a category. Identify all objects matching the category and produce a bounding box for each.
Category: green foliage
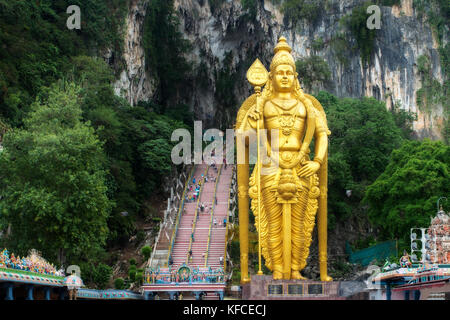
[413,0,450,45]
[281,0,325,26]
[208,0,226,14]
[311,37,325,52]
[114,277,125,290]
[414,1,449,131]
[0,117,9,138]
[364,139,449,245]
[416,54,447,114]
[230,240,240,264]
[141,246,152,260]
[378,0,401,6]
[0,82,111,263]
[80,262,112,290]
[143,0,192,106]
[129,258,137,266]
[390,101,418,139]
[231,268,241,285]
[295,55,331,92]
[351,235,377,251]
[125,104,188,195]
[215,52,238,110]
[128,268,136,282]
[135,230,146,244]
[438,45,450,143]
[241,0,258,20]
[315,91,408,219]
[65,56,189,245]
[341,3,377,65]
[330,258,354,279]
[214,51,239,128]
[330,33,351,66]
[0,0,127,126]
[135,271,144,285]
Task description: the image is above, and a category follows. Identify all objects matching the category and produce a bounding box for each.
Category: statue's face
[272,64,295,92]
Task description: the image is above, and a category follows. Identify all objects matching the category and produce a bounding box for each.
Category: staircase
[165,160,233,272]
[143,163,234,300]
[189,165,218,266]
[170,164,209,268]
[205,165,233,269]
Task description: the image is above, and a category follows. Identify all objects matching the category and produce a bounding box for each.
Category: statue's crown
[270,36,296,72]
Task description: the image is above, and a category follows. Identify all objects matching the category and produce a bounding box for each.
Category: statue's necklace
[271,100,298,136]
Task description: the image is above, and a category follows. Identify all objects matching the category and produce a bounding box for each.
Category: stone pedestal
[242,275,358,300]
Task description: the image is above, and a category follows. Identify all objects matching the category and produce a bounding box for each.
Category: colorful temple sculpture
[0,248,144,300]
[0,249,64,276]
[426,208,450,264]
[0,249,66,300]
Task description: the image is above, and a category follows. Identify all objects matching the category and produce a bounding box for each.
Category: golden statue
[235,37,332,282]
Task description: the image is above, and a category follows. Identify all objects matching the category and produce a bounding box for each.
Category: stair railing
[223,165,234,271]
[166,165,195,266]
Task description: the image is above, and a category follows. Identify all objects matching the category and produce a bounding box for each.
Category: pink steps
[171,164,208,267]
[170,164,233,272]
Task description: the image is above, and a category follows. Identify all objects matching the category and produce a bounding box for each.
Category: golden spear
[246,59,269,276]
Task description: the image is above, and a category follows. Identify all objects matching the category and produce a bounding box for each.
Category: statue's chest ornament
[279,114,295,136]
[271,100,299,137]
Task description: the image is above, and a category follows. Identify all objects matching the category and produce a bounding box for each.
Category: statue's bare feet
[321,274,333,282]
[273,270,283,280]
[291,271,307,280]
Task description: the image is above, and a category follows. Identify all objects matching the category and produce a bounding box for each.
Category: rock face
[113,0,156,106]
[115,0,447,139]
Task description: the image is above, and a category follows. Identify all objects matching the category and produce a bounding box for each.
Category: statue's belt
[259,167,311,191]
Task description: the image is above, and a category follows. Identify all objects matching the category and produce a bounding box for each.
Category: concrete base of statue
[241,275,368,300]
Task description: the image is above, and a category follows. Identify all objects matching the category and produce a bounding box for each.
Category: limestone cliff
[114,0,448,139]
[112,0,156,106]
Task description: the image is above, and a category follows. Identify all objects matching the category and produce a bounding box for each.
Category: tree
[314,91,407,220]
[0,82,111,263]
[80,262,112,289]
[114,277,125,290]
[0,0,127,126]
[281,0,324,26]
[141,245,152,261]
[364,139,449,246]
[65,56,190,246]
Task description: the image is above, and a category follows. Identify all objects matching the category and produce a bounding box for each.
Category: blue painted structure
[76,289,143,300]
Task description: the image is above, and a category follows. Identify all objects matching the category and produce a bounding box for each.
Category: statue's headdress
[270,36,296,72]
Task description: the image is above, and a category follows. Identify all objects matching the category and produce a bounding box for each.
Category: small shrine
[142,264,226,300]
[371,206,450,300]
